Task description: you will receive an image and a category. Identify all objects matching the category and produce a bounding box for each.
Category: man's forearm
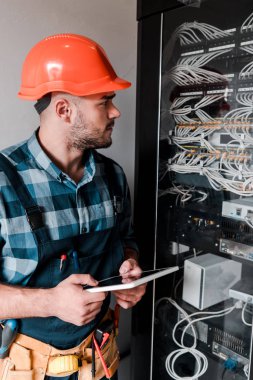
[0,275,107,326]
[0,283,53,319]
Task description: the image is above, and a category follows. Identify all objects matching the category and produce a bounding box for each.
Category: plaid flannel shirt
[0,131,137,284]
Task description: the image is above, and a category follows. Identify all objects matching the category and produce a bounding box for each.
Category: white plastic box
[182,253,242,310]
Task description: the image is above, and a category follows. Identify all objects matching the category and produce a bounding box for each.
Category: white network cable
[224,93,253,121]
[170,96,197,110]
[178,49,231,67]
[155,297,238,380]
[223,122,253,145]
[158,184,208,205]
[167,65,227,86]
[171,134,217,151]
[241,46,253,55]
[173,22,232,46]
[170,94,224,123]
[170,96,197,124]
[241,12,253,33]
[244,364,249,378]
[168,148,253,196]
[244,216,253,229]
[241,301,252,326]
[239,61,253,79]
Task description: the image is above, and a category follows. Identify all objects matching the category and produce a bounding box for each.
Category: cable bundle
[170,94,225,123]
[239,61,253,79]
[172,135,216,150]
[169,146,253,195]
[178,49,231,66]
[173,22,232,45]
[240,45,253,55]
[155,298,239,380]
[241,12,253,32]
[158,184,208,205]
[168,65,227,86]
[172,118,253,149]
[223,121,253,145]
[224,93,253,121]
[165,14,253,197]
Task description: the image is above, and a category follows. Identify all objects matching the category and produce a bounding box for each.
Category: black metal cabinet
[133,1,253,379]
[137,0,182,20]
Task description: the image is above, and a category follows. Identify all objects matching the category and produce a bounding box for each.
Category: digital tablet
[84,266,179,292]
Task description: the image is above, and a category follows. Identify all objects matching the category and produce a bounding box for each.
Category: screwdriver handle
[0,319,18,358]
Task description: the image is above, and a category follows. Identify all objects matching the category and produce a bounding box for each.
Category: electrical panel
[134,1,253,379]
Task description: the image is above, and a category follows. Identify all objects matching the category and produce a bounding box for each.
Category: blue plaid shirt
[0,131,137,285]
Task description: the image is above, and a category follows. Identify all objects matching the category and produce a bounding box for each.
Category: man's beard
[68,111,113,151]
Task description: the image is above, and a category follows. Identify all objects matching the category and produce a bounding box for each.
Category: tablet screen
[83,266,179,292]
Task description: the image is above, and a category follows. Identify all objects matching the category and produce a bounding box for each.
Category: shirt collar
[27,130,96,186]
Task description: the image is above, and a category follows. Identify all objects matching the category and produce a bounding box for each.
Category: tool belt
[0,311,119,380]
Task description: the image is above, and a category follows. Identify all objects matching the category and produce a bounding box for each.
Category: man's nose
[108,103,121,119]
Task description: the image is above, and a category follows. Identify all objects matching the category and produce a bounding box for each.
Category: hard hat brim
[18,76,131,100]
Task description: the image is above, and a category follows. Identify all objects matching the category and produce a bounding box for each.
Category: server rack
[133,1,253,379]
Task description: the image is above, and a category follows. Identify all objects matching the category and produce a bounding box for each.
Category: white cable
[178,49,231,67]
[179,305,237,344]
[165,348,208,379]
[168,65,227,86]
[173,22,232,46]
[241,46,253,55]
[158,184,208,204]
[241,302,252,326]
[161,298,238,380]
[170,95,224,123]
[224,93,253,121]
[244,363,249,377]
[169,160,253,196]
[244,216,253,229]
[241,12,253,32]
[239,61,253,79]
[167,97,253,196]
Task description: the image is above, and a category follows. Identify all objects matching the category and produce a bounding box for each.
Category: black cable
[221,367,227,380]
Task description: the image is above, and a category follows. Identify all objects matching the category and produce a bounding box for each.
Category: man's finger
[66,274,98,286]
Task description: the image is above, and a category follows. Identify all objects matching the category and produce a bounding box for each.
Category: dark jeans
[45,372,118,380]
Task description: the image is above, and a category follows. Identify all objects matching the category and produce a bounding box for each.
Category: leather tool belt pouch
[0,312,119,380]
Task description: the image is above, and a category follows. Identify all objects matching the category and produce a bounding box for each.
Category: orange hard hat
[18,33,131,100]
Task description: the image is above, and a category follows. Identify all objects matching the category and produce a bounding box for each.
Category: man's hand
[112,259,146,309]
[51,274,107,326]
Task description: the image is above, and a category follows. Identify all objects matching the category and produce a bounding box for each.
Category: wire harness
[173,22,232,45]
[241,12,253,32]
[155,298,241,380]
[224,93,253,122]
[170,94,225,123]
[167,65,227,86]
[158,183,208,205]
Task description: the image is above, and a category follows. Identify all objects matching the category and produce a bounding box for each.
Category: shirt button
[82,227,87,233]
[57,173,66,182]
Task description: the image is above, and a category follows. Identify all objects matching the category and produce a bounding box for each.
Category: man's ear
[55,99,72,122]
